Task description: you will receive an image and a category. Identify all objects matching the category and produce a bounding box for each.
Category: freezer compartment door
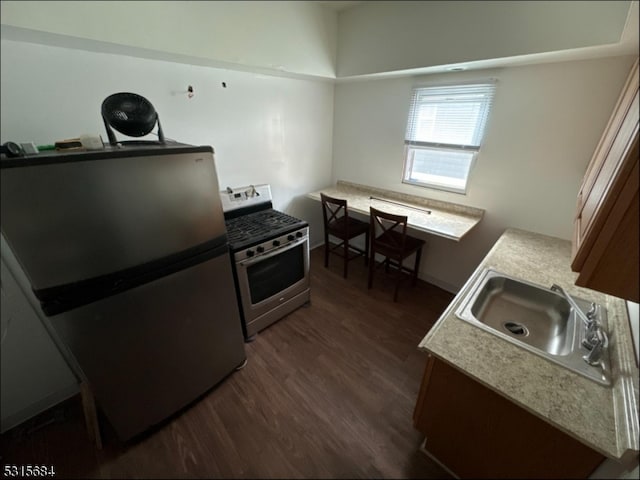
[1,150,225,290]
[36,240,229,316]
[49,253,245,441]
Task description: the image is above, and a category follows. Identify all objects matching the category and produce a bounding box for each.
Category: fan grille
[102,93,158,138]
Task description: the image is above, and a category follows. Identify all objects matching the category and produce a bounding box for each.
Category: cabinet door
[571,59,639,302]
[413,355,604,479]
[574,60,639,241]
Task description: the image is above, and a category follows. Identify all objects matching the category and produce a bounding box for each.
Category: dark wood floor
[1,246,455,479]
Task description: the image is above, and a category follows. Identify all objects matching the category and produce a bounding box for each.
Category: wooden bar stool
[320,193,369,278]
[368,206,425,302]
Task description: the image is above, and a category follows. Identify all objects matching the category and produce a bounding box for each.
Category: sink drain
[503,322,529,336]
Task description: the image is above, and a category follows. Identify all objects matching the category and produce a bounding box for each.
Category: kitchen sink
[456,269,610,386]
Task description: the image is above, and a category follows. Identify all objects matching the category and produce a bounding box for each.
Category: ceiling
[1,1,636,81]
[316,1,365,12]
[334,0,639,80]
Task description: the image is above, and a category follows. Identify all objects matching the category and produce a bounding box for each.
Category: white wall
[0,1,337,79]
[1,235,78,433]
[332,55,636,291]
[0,39,334,245]
[0,3,636,292]
[337,1,631,77]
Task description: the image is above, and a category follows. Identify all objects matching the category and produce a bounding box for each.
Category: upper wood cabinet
[571,58,639,303]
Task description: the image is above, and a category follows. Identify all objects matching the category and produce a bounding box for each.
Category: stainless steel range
[221,184,310,340]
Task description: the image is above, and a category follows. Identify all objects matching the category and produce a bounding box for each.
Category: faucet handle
[583,328,608,366]
[586,302,597,320]
[582,321,602,350]
[582,337,594,351]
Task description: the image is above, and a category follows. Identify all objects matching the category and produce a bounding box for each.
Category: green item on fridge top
[37,145,56,151]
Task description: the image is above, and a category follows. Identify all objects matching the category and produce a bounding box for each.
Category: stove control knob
[256,246,264,253]
[273,240,281,247]
[287,234,295,241]
[296,231,303,238]
[246,250,255,257]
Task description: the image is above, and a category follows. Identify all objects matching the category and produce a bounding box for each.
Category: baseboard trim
[310,242,461,294]
[419,273,459,295]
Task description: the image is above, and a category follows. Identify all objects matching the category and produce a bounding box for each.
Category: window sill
[402,178,467,195]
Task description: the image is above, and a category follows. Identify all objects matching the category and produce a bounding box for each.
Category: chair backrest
[321,193,349,228]
[369,207,408,255]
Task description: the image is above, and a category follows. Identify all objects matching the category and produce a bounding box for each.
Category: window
[403,82,496,194]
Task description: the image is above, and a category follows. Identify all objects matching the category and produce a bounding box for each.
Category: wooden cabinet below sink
[412,355,605,478]
[571,58,639,302]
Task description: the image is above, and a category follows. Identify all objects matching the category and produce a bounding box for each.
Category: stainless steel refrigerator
[0,144,246,441]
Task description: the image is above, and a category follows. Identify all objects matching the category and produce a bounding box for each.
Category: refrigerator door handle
[37,240,231,316]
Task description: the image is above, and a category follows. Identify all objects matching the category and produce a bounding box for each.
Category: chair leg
[364,231,369,266]
[324,233,329,268]
[343,238,348,278]
[413,247,423,287]
[393,256,403,302]
[368,249,375,289]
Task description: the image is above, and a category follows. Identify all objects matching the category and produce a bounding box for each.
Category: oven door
[235,236,309,327]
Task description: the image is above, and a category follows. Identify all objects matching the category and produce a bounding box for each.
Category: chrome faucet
[550,284,608,366]
[550,284,592,328]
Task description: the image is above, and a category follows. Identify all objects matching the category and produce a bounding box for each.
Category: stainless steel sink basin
[456,269,610,386]
[468,274,575,356]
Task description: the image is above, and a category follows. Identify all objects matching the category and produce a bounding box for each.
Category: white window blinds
[405,83,496,150]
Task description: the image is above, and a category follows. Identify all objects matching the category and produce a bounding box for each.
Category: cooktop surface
[225,208,307,251]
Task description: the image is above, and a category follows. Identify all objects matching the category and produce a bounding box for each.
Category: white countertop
[307,181,484,241]
[419,228,639,461]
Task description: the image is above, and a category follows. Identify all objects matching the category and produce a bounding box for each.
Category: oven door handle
[237,237,307,267]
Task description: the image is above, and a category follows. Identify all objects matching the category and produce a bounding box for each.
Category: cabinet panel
[579,65,639,209]
[575,149,639,301]
[413,355,604,479]
[571,58,639,302]
[579,93,638,242]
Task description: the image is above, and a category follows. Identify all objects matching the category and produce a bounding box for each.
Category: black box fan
[101,92,165,145]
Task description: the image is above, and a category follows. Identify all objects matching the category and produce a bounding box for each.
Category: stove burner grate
[225,209,306,249]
